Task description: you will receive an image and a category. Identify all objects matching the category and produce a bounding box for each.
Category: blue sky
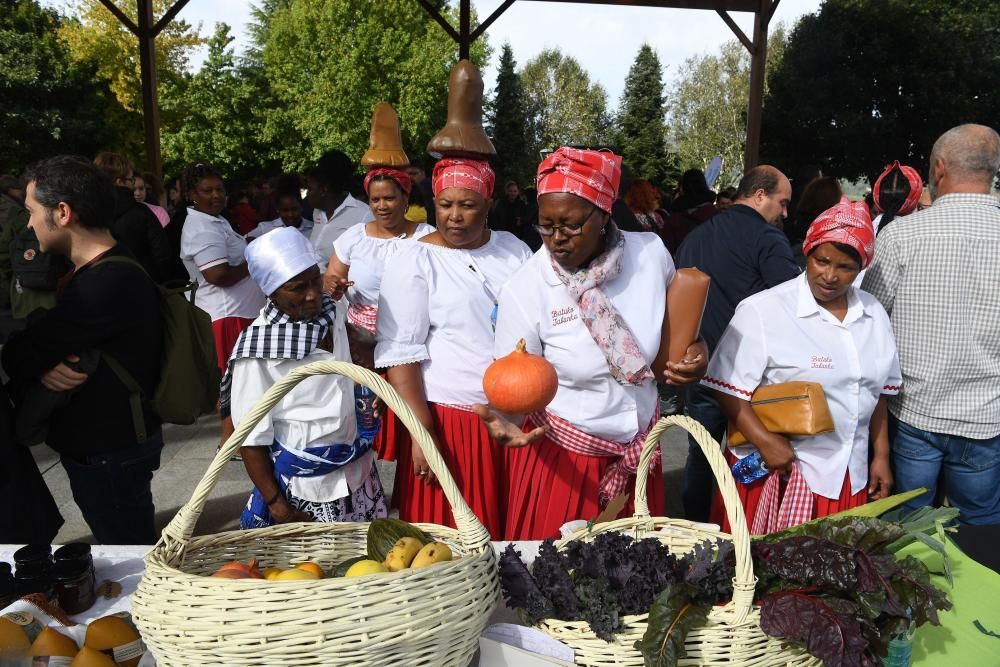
[47,0,824,105]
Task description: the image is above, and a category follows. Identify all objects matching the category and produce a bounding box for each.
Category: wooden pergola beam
[716,10,752,52]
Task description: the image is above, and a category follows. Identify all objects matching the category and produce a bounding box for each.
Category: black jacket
[675,204,800,354]
[2,245,163,457]
[110,186,184,283]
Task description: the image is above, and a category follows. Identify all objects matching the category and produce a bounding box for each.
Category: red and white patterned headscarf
[431,158,494,199]
[873,160,922,216]
[803,195,876,268]
[536,147,622,213]
[363,168,412,196]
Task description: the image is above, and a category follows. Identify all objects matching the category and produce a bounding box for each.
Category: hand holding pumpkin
[472,404,547,448]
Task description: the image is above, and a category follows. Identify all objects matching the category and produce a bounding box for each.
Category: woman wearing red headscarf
[872,161,923,236]
[324,168,434,460]
[375,158,532,537]
[474,147,709,541]
[704,196,902,534]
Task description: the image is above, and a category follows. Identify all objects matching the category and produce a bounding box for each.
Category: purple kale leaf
[681,539,735,605]
[574,576,624,641]
[498,544,554,624]
[532,540,581,620]
[760,591,870,667]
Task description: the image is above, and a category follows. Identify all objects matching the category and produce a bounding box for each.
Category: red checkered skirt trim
[346,303,377,335]
[527,409,661,504]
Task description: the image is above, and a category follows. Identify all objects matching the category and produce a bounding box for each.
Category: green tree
[58,0,205,164]
[762,0,1000,182]
[521,49,610,154]
[0,0,123,172]
[668,25,786,188]
[259,0,490,171]
[160,23,272,180]
[486,43,534,188]
[616,44,673,185]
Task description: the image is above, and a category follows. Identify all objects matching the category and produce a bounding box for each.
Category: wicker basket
[131,361,500,666]
[535,415,821,667]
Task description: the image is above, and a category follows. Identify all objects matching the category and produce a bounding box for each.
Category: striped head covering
[536,147,622,213]
[431,158,494,199]
[873,161,922,217]
[364,168,412,196]
[803,195,876,268]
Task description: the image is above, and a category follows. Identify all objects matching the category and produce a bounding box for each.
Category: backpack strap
[102,353,148,444]
[91,255,151,444]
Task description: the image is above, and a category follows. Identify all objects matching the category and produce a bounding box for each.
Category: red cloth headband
[536,147,622,213]
[873,161,922,216]
[431,158,495,199]
[363,168,412,196]
[803,195,876,269]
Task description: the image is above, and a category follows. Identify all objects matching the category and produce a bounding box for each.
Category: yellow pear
[273,568,319,581]
[261,567,283,580]
[345,559,388,578]
[411,542,453,568]
[383,537,424,572]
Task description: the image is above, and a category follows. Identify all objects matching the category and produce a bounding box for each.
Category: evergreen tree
[616,44,672,186]
[487,43,534,189]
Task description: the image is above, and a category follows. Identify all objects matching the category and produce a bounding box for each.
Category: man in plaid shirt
[863,124,1000,525]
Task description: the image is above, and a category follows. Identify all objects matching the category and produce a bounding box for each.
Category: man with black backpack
[1,155,164,545]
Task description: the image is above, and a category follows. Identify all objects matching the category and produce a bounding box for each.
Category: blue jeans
[890,415,1000,525]
[61,433,163,544]
[683,384,728,522]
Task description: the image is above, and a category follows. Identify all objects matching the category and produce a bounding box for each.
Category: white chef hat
[244,227,318,297]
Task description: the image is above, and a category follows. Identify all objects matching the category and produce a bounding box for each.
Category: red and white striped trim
[435,402,476,413]
[702,376,753,398]
[527,409,661,504]
[883,384,901,392]
[749,464,813,535]
[347,303,378,335]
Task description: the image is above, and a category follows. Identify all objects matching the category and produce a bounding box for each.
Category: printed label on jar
[113,639,146,662]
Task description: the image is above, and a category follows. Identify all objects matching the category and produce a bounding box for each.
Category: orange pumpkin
[482,339,558,414]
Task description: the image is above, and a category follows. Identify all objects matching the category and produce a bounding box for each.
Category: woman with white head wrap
[220,227,388,527]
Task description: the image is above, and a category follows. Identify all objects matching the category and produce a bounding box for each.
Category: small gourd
[483,339,558,414]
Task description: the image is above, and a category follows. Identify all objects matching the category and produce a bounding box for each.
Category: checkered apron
[749,464,813,535]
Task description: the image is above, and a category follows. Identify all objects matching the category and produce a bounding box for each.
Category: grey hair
[930,124,1000,182]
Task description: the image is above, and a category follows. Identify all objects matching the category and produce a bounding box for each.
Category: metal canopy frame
[101,0,776,179]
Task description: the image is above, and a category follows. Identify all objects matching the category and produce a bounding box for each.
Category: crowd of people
[0,122,997,546]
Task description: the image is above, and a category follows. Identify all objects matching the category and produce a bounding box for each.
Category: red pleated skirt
[393,404,505,539]
[211,316,255,373]
[710,451,867,533]
[504,432,666,541]
[374,405,403,463]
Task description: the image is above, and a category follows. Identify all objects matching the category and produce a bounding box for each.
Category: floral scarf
[548,223,655,386]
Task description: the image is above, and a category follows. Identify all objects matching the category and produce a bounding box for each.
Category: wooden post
[137,0,162,181]
[743,0,769,169]
[459,0,471,60]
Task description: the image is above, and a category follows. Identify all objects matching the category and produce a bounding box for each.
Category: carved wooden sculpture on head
[361,102,409,169]
[427,60,497,159]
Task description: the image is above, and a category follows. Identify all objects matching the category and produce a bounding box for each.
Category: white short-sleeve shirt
[332,222,435,308]
[179,208,265,321]
[703,273,903,498]
[495,232,674,442]
[375,231,532,406]
[310,194,375,270]
[230,304,371,502]
[247,217,314,241]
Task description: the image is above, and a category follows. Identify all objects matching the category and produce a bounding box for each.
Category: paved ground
[37,413,692,544]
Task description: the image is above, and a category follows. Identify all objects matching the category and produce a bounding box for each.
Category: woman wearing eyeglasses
[474,147,709,540]
[375,158,532,538]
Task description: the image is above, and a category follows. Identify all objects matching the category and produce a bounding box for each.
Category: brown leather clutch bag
[727,381,835,446]
[666,268,710,363]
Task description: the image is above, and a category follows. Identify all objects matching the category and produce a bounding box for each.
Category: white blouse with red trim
[703,273,902,499]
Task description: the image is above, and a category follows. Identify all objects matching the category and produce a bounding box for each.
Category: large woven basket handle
[159,360,491,555]
[633,415,756,623]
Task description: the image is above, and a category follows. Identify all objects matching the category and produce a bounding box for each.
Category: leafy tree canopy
[762,0,1000,182]
[616,44,673,185]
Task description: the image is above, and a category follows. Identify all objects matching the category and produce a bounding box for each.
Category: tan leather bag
[727,381,835,446]
[665,268,711,363]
